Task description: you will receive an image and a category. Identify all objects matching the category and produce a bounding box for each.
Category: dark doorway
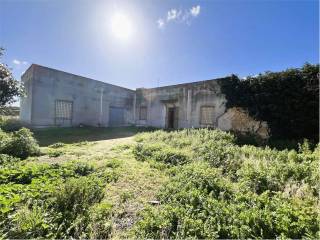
[167,107,178,129]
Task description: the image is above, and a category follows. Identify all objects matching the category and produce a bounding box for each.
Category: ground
[33,127,168,238]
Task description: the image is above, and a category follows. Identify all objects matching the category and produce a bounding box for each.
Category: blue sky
[1,0,319,89]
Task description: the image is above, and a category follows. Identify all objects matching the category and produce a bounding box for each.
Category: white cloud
[157,5,201,29]
[157,18,165,29]
[13,59,21,65]
[167,9,181,21]
[12,59,28,65]
[190,5,200,17]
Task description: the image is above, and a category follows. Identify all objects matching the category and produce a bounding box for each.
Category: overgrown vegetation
[0,48,24,107]
[218,63,319,142]
[0,126,318,238]
[133,129,319,239]
[0,128,40,159]
[0,127,166,238]
[0,151,119,238]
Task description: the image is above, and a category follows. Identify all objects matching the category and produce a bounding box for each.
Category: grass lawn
[30,126,167,238]
[33,126,154,146]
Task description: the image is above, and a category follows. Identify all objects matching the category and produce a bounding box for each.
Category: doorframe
[164,103,179,129]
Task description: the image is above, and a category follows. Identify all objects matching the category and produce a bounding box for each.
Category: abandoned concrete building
[20,64,269,138]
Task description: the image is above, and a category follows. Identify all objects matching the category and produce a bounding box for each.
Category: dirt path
[36,136,168,238]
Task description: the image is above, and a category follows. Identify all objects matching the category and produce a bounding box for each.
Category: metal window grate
[55,100,73,126]
[139,106,147,120]
[200,106,215,125]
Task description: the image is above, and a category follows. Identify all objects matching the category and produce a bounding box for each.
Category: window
[139,106,147,120]
[200,106,215,125]
[55,100,73,126]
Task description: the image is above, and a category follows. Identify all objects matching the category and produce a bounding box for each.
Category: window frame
[139,106,147,120]
[200,105,215,126]
[54,99,73,125]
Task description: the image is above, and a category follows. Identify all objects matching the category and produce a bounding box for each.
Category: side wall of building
[20,65,135,127]
[20,65,34,124]
[135,79,227,129]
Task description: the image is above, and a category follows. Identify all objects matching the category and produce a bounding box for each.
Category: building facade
[20,64,268,138]
[20,64,135,127]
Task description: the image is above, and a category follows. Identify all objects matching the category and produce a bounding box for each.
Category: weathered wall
[20,64,270,139]
[20,65,34,124]
[218,107,270,139]
[135,79,227,128]
[20,64,135,127]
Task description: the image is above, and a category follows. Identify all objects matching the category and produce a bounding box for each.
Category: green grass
[2,127,318,238]
[33,126,154,146]
[1,126,167,238]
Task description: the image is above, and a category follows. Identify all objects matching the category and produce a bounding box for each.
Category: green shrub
[0,118,25,132]
[8,201,53,239]
[218,64,319,141]
[120,191,134,203]
[71,161,95,176]
[48,142,66,148]
[136,162,319,239]
[0,129,10,151]
[134,129,319,239]
[86,202,113,239]
[133,143,190,165]
[1,128,40,159]
[52,176,105,238]
[0,154,19,165]
[104,158,122,168]
[47,149,63,157]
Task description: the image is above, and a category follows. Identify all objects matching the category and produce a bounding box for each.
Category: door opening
[167,107,178,129]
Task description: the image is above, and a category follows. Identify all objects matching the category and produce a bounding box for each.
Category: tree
[219,63,319,141]
[0,48,24,107]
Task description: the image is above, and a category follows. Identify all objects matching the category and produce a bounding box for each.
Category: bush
[47,149,63,157]
[48,142,66,148]
[86,202,113,239]
[8,201,53,239]
[0,117,26,132]
[135,162,319,239]
[0,129,10,151]
[133,143,190,165]
[0,153,19,165]
[134,129,320,239]
[52,176,105,238]
[218,64,319,141]
[1,128,40,159]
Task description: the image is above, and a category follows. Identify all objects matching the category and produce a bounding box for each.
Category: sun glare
[111,13,133,41]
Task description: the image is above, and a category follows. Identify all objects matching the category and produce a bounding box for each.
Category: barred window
[55,100,73,120]
[200,106,215,125]
[139,106,147,120]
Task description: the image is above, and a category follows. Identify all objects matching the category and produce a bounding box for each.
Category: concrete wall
[20,65,34,123]
[135,79,227,129]
[20,64,135,127]
[20,64,269,138]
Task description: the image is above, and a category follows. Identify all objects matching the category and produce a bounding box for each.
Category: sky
[1,0,319,89]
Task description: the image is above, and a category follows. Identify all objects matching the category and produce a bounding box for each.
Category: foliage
[134,142,190,165]
[0,117,25,132]
[0,159,114,238]
[52,176,105,238]
[218,63,319,141]
[0,48,24,106]
[48,142,66,148]
[0,128,40,159]
[134,129,320,239]
[47,149,64,157]
[0,154,19,165]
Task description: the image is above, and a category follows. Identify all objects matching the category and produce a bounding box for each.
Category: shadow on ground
[33,126,156,146]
